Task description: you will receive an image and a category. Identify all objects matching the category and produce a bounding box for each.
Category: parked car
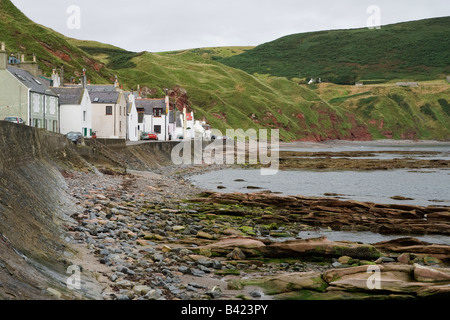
[141,132,159,141]
[4,116,25,124]
[66,132,83,145]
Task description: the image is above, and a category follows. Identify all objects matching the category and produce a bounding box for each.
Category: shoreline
[61,153,450,301]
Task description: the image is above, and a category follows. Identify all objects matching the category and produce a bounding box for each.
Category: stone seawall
[0,121,88,299]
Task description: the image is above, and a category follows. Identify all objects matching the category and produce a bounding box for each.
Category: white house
[52,80,93,137]
[88,85,127,139]
[135,98,168,141]
[124,92,138,142]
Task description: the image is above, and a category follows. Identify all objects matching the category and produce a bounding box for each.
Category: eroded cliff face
[0,122,88,299]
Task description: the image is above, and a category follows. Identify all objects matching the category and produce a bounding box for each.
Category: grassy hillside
[2,0,450,141]
[0,0,115,83]
[314,81,450,140]
[220,17,450,84]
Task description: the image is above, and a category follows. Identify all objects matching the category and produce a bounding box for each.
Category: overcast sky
[11,0,450,52]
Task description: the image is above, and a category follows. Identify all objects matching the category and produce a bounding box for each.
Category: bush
[438,99,450,116]
[420,103,437,120]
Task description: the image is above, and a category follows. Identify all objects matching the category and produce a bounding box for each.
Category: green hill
[0,0,115,83]
[1,0,450,141]
[219,17,450,84]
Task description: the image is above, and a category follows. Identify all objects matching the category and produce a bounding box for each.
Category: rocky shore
[61,162,450,300]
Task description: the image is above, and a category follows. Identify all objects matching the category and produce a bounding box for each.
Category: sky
[10,0,450,53]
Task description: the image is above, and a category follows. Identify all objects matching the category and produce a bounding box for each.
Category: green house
[0,43,59,131]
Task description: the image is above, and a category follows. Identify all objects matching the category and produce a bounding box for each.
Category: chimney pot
[33,54,36,63]
[1,42,5,51]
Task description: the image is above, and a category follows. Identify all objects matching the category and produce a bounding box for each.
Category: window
[154,108,163,117]
[119,121,122,132]
[154,125,162,134]
[106,106,113,115]
[83,111,86,122]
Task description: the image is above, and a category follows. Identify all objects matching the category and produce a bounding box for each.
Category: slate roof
[51,87,84,105]
[123,92,135,114]
[7,66,57,96]
[87,84,117,92]
[135,99,165,115]
[87,91,119,104]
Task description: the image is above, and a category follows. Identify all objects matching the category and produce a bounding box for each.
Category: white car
[4,116,25,124]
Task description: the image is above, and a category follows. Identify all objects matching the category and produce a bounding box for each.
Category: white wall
[80,89,92,137]
[127,95,139,142]
[60,104,81,135]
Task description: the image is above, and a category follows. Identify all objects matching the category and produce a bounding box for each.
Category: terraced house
[0,43,59,131]
[87,84,127,139]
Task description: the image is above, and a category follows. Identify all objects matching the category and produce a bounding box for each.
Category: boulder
[243,272,327,295]
[262,237,381,260]
[338,256,354,265]
[413,264,450,283]
[374,238,450,262]
[201,237,266,257]
[227,248,246,260]
[196,231,214,240]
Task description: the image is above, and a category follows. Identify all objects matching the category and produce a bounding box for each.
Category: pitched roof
[51,87,84,105]
[87,84,117,92]
[7,66,57,96]
[135,99,165,115]
[123,92,136,114]
[88,90,119,104]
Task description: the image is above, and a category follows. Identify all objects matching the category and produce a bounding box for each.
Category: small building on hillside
[396,82,419,87]
[0,43,59,131]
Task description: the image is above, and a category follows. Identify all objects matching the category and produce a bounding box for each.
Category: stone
[199,247,212,257]
[178,266,191,274]
[413,264,450,282]
[227,248,246,261]
[145,289,162,300]
[46,288,62,299]
[191,269,206,277]
[212,260,223,270]
[197,259,213,267]
[397,253,411,264]
[196,231,214,240]
[249,290,262,298]
[262,237,381,260]
[338,256,354,265]
[133,285,152,295]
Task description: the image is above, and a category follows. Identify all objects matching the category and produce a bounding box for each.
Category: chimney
[16,53,39,77]
[60,65,65,86]
[0,42,7,70]
[51,69,61,87]
[82,68,87,88]
[114,75,119,90]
